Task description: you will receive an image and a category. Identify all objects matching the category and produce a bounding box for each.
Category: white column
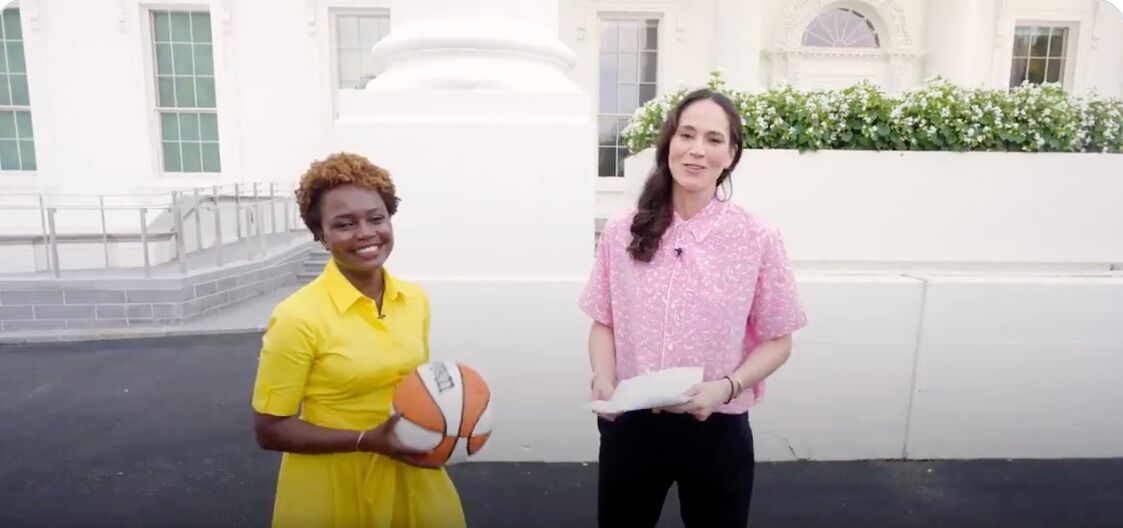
[335,0,596,462]
[924,0,979,86]
[713,0,765,91]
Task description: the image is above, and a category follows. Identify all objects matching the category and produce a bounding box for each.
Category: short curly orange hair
[296,152,401,241]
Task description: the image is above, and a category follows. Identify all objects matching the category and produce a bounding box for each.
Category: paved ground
[1,334,1121,528]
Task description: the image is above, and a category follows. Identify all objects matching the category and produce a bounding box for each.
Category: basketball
[391,360,493,466]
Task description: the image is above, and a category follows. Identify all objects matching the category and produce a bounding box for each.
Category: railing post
[38,194,50,271]
[100,195,110,268]
[172,199,188,275]
[47,207,60,278]
[269,182,277,235]
[283,188,292,233]
[193,188,203,251]
[139,208,151,278]
[213,185,224,267]
[253,182,263,257]
[234,183,242,240]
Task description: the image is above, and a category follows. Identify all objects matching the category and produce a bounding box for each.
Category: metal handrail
[0,182,303,278]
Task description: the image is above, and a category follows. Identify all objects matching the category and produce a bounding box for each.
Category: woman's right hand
[357,415,442,469]
[590,374,619,421]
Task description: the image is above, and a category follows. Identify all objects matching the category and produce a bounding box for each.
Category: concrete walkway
[2,333,1121,527]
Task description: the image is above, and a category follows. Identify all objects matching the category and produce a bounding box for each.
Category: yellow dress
[252,259,466,528]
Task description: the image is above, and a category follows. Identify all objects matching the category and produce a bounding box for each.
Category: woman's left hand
[656,380,731,421]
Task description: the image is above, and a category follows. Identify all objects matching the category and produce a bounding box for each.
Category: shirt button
[667,344,675,351]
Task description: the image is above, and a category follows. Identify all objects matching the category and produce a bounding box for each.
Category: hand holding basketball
[357,414,442,469]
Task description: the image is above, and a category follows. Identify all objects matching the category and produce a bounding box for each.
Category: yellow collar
[322,258,403,314]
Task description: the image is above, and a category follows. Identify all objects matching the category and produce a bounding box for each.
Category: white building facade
[1,0,1120,198]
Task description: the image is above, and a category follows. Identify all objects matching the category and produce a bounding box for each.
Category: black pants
[597,410,755,528]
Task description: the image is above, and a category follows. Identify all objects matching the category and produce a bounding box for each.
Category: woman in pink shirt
[580,88,808,527]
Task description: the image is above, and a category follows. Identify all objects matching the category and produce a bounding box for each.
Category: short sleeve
[251,305,317,417]
[579,220,617,327]
[746,227,807,345]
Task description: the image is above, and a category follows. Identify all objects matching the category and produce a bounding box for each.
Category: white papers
[587,367,704,414]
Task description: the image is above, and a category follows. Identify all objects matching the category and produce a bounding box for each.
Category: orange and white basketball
[391,360,493,466]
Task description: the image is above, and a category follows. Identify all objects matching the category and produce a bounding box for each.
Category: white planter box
[618,149,1123,267]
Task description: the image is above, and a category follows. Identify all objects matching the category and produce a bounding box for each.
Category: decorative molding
[776,0,912,49]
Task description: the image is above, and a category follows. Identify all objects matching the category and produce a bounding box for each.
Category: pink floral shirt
[579,198,808,414]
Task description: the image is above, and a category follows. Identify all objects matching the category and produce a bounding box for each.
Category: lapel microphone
[674,247,684,257]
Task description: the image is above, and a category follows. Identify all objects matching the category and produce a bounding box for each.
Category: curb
[0,325,266,345]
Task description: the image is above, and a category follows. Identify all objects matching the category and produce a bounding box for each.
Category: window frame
[1008,21,1078,89]
[801,7,881,49]
[595,13,662,182]
[141,5,222,178]
[0,5,36,173]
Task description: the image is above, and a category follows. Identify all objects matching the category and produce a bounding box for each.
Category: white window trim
[139,4,224,181]
[328,6,390,120]
[593,10,665,190]
[1009,20,1080,89]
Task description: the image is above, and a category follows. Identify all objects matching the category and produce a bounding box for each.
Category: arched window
[802,8,880,48]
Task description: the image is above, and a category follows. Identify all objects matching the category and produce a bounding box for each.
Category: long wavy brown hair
[627,89,744,262]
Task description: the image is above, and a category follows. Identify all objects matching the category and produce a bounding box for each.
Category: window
[335,13,389,89]
[598,18,658,178]
[0,7,34,171]
[1010,25,1068,88]
[802,8,880,48]
[151,10,219,173]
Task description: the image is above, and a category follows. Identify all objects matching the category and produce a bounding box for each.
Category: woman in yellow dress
[251,152,466,528]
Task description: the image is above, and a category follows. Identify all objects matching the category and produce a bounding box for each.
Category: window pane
[1026,58,1046,84]
[0,139,19,170]
[15,110,32,139]
[338,16,359,47]
[599,81,616,114]
[639,83,656,104]
[196,78,216,108]
[1030,28,1049,57]
[617,84,638,113]
[156,43,173,75]
[642,21,658,51]
[1009,58,1027,87]
[1048,29,1066,58]
[618,52,637,83]
[5,41,24,73]
[172,44,194,75]
[201,142,221,172]
[179,113,200,141]
[157,76,176,107]
[177,115,199,143]
[0,42,7,72]
[10,73,28,106]
[1046,59,1062,83]
[598,117,616,147]
[339,49,361,86]
[598,147,616,177]
[171,12,192,42]
[194,44,214,75]
[803,8,880,48]
[161,113,179,141]
[181,142,202,172]
[199,113,219,141]
[0,75,10,105]
[153,12,171,42]
[18,139,34,170]
[618,22,639,53]
[191,13,212,43]
[175,76,196,107]
[641,52,657,83]
[1011,27,1032,57]
[359,16,385,49]
[599,23,618,52]
[0,111,14,138]
[598,52,617,86]
[162,141,182,171]
[3,9,22,40]
[359,53,377,86]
